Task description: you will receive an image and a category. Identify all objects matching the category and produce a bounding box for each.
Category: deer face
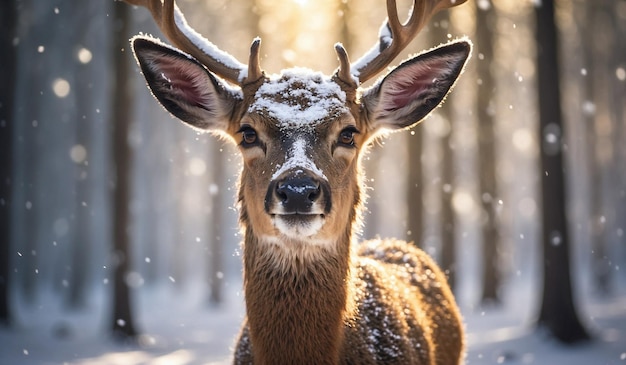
[132,37,470,249]
[239,70,360,244]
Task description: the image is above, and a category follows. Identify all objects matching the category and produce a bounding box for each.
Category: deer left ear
[131,36,239,133]
[362,40,471,132]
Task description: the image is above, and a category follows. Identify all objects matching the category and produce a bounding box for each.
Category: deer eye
[338,127,358,147]
[238,126,258,147]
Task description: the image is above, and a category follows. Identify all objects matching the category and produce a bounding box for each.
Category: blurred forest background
[1,0,625,363]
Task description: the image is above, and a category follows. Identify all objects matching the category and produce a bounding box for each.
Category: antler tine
[125,0,260,86]
[333,44,354,86]
[247,38,263,85]
[340,0,467,85]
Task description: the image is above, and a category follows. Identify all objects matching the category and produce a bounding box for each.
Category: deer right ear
[361,40,471,133]
[131,37,239,132]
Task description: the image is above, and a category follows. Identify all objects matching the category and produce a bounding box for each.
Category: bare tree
[208,143,225,305]
[430,11,457,290]
[613,2,626,260]
[534,0,589,343]
[110,0,138,340]
[406,129,424,247]
[67,1,101,310]
[475,0,500,304]
[439,106,456,289]
[583,0,620,296]
[0,0,18,326]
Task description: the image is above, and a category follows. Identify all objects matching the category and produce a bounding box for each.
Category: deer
[123,0,471,363]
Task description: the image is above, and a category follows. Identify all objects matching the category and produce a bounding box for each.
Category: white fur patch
[258,234,337,268]
[272,214,325,239]
[272,138,327,181]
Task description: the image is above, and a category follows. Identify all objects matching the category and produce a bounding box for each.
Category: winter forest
[1,0,625,364]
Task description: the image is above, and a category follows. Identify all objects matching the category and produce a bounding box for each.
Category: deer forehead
[247,68,350,131]
[242,69,356,181]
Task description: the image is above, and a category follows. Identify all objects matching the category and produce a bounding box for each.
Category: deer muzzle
[265,172,332,238]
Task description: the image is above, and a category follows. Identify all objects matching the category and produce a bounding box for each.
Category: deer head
[128,0,470,262]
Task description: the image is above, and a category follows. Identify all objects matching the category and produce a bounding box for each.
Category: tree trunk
[476,0,500,305]
[611,1,626,261]
[535,0,589,344]
[67,2,98,310]
[406,130,424,247]
[586,1,617,296]
[431,12,456,290]
[208,143,224,305]
[0,0,18,326]
[110,0,138,340]
[439,110,456,290]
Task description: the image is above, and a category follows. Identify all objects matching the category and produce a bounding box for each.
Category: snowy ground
[464,293,626,364]
[1,278,625,365]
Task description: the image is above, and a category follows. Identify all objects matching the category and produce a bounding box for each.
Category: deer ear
[131,37,238,131]
[362,40,471,132]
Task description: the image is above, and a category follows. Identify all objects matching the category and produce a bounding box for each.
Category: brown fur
[229,74,465,365]
[233,236,464,365]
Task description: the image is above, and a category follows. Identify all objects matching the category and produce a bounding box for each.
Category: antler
[124,0,263,85]
[335,0,467,85]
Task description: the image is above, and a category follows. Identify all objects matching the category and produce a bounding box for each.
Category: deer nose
[275,176,321,214]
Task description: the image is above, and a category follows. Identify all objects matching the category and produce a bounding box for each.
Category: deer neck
[242,229,352,365]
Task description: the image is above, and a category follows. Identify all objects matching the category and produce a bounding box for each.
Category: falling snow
[3,1,625,364]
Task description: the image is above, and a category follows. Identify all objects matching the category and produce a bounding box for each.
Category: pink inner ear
[385,79,432,111]
[152,55,213,109]
[381,59,450,112]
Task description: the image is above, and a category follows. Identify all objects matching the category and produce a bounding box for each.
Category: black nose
[275,176,321,214]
